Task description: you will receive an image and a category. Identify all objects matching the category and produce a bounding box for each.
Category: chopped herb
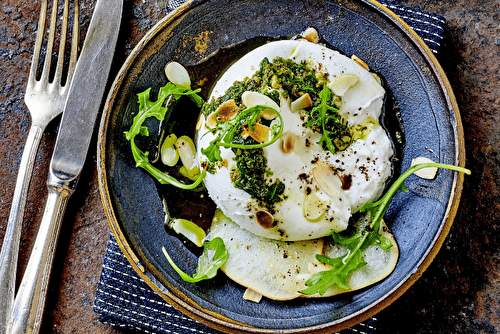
[231,141,285,211]
[304,84,351,154]
[300,162,471,295]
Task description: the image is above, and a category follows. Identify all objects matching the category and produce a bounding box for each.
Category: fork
[0,0,79,331]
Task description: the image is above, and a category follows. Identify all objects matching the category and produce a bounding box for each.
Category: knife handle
[0,125,44,333]
[6,173,75,334]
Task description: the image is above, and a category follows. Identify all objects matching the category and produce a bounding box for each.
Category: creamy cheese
[197,40,393,241]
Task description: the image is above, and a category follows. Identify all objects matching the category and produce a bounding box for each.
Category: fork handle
[6,172,75,334]
[0,125,44,333]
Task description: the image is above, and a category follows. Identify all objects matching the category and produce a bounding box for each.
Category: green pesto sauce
[202,56,325,117]
[230,138,285,212]
[202,56,351,208]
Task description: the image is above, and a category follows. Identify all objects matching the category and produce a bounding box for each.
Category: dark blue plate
[97,0,465,332]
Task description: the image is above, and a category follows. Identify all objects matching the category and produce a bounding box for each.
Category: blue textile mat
[93,1,446,333]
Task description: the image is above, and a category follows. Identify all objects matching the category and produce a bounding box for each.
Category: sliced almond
[206,99,239,128]
[351,55,370,71]
[311,161,342,197]
[242,123,272,143]
[243,288,263,303]
[241,91,280,120]
[280,132,295,154]
[328,74,359,96]
[290,93,313,112]
[303,193,331,221]
[411,156,438,179]
[255,210,274,229]
[301,27,319,44]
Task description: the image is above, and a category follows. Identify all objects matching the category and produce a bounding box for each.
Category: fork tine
[27,0,48,88]
[67,0,79,84]
[40,0,59,84]
[53,0,69,86]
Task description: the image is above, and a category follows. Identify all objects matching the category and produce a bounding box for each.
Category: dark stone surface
[0,0,498,333]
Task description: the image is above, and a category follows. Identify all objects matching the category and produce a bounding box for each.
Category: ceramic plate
[98,0,465,332]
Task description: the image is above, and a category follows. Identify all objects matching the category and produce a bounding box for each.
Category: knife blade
[6,0,123,332]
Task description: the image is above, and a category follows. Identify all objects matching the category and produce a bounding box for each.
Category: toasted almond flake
[351,55,370,71]
[311,161,342,197]
[243,288,263,303]
[411,157,438,179]
[303,193,331,221]
[206,99,239,128]
[241,91,279,120]
[371,72,382,85]
[242,123,272,143]
[290,93,313,112]
[280,132,295,154]
[301,27,319,44]
[255,210,274,229]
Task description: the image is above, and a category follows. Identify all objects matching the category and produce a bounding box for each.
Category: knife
[5,0,123,332]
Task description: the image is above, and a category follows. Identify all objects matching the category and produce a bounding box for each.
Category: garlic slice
[160,133,179,166]
[169,218,206,247]
[243,288,263,303]
[303,193,331,221]
[311,161,342,197]
[165,61,191,88]
[241,91,279,120]
[411,157,438,179]
[290,93,313,112]
[328,74,359,96]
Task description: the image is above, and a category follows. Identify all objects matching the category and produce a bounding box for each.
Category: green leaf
[304,84,348,154]
[200,105,284,163]
[162,237,228,283]
[300,162,471,295]
[124,83,206,189]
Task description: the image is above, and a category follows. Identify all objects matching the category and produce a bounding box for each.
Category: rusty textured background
[0,0,499,333]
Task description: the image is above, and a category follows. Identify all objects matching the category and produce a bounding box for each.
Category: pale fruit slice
[210,210,399,301]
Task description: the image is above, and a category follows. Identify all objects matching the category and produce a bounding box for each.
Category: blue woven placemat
[93,1,446,333]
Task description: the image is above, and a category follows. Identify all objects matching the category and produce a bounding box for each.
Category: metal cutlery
[5,0,123,332]
[0,0,79,331]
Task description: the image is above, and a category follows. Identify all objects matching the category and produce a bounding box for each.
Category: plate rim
[97,0,466,332]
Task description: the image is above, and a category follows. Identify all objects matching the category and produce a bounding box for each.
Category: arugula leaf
[124,83,206,189]
[200,105,284,163]
[300,162,471,295]
[162,237,228,283]
[304,84,349,154]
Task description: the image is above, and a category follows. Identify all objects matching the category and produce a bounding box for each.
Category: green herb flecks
[162,237,228,283]
[231,142,285,211]
[200,105,284,163]
[304,84,351,154]
[300,162,471,295]
[124,83,206,189]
